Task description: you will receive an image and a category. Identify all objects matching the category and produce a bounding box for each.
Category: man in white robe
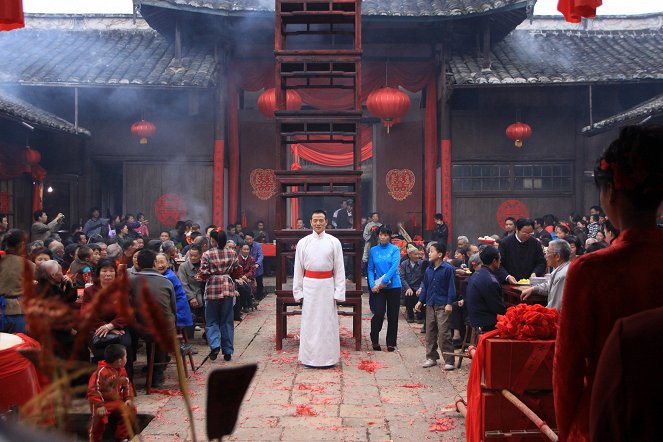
[293,209,346,367]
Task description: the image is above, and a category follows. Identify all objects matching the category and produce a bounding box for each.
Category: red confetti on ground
[191,406,201,411]
[357,360,386,373]
[399,383,425,388]
[297,383,326,393]
[295,405,318,416]
[429,417,457,432]
[367,421,376,425]
[149,389,182,396]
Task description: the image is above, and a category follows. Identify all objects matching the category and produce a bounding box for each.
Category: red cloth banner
[0,0,24,31]
[557,0,602,23]
[440,139,451,237]
[213,140,224,226]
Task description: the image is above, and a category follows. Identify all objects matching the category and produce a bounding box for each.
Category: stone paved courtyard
[123,282,470,441]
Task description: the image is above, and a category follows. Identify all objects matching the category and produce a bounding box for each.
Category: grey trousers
[425,304,455,365]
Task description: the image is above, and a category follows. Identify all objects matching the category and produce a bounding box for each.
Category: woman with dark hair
[29,246,53,267]
[367,225,402,352]
[197,229,239,361]
[554,125,663,441]
[602,219,620,245]
[563,234,583,260]
[81,257,133,379]
[0,229,35,333]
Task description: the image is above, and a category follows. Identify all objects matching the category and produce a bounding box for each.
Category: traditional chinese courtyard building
[0,4,662,241]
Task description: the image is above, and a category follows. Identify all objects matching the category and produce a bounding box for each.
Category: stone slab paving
[126,283,471,441]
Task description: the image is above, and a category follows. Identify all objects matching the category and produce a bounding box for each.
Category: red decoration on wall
[505,122,532,148]
[249,169,277,200]
[496,199,530,229]
[257,88,303,119]
[386,169,415,201]
[366,87,410,133]
[154,193,188,228]
[0,191,10,213]
[131,119,156,144]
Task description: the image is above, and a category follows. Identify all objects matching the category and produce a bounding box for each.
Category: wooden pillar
[438,42,453,245]
[213,46,228,227]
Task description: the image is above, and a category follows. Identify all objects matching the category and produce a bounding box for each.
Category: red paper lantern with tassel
[366,87,410,133]
[131,119,156,144]
[258,88,303,119]
[505,122,532,148]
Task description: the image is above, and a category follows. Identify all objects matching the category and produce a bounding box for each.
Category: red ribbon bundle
[496,304,559,340]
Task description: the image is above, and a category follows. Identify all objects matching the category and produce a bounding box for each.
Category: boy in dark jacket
[415,242,457,370]
[87,344,134,442]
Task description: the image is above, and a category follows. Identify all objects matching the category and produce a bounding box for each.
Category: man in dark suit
[495,218,546,284]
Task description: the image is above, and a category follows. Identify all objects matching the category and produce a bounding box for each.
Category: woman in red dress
[554,125,663,441]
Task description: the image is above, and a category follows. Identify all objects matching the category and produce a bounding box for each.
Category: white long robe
[292,230,346,366]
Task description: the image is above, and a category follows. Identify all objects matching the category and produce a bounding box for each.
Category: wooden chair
[144,329,195,394]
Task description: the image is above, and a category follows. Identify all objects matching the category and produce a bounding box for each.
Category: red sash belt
[304,270,333,279]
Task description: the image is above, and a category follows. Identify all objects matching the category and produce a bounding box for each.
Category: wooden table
[502,284,548,307]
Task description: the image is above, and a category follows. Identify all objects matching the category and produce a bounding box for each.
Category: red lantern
[366,87,411,133]
[131,119,156,144]
[21,147,41,173]
[257,88,302,119]
[23,147,41,166]
[505,122,532,148]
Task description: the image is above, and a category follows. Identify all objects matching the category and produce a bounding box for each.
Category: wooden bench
[275,290,362,351]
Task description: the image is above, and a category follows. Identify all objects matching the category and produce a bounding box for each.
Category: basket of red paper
[466,304,560,441]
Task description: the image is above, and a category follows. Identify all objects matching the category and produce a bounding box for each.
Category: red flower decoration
[496,304,560,340]
[599,159,610,171]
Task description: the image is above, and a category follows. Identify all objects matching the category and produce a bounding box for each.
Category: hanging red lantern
[21,147,41,173]
[505,122,532,148]
[131,119,156,144]
[366,87,410,133]
[23,147,41,166]
[257,88,302,119]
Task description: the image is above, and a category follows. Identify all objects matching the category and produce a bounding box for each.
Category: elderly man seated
[521,239,571,310]
[465,246,507,332]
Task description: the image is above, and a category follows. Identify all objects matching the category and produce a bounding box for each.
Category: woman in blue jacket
[156,253,194,332]
[368,226,402,351]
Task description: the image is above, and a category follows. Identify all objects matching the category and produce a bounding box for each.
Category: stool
[456,325,481,368]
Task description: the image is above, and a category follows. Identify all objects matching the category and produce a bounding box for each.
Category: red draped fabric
[229,60,437,227]
[0,0,24,31]
[557,0,602,23]
[292,125,373,166]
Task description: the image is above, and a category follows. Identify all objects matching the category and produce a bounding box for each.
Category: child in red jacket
[87,344,134,442]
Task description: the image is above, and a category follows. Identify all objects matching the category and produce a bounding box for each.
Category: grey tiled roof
[0,90,91,136]
[138,0,526,17]
[450,29,663,86]
[0,29,216,88]
[582,93,663,135]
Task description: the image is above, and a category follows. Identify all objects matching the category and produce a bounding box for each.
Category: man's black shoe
[151,374,165,388]
[223,353,232,361]
[209,348,220,361]
[372,343,381,351]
